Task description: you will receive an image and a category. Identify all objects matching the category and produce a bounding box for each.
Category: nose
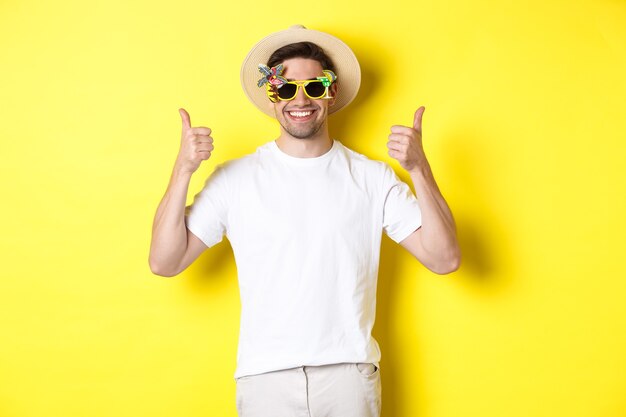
[291,84,311,105]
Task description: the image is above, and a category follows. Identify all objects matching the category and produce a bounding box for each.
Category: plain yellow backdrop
[1,0,625,416]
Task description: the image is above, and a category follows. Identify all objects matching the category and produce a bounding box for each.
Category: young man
[149,25,460,417]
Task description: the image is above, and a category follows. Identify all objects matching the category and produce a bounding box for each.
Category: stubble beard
[281,119,324,139]
[277,108,326,139]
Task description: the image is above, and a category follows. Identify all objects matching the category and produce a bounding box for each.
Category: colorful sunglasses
[257,64,337,103]
[267,79,333,102]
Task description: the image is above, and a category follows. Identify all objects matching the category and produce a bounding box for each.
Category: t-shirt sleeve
[381,163,423,243]
[184,164,229,248]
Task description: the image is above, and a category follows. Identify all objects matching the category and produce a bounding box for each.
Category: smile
[286,109,316,121]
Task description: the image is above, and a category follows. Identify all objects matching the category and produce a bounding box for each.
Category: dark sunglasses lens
[304,81,326,98]
[277,84,297,99]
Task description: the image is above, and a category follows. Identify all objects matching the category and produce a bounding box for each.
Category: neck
[275,126,333,158]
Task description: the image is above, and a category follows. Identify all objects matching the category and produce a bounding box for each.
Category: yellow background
[1,0,625,416]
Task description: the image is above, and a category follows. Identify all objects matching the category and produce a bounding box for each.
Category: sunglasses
[267,79,334,102]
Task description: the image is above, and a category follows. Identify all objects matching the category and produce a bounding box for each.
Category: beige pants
[235,362,382,417]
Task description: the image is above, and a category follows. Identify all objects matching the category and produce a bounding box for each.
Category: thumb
[413,106,425,133]
[179,108,191,130]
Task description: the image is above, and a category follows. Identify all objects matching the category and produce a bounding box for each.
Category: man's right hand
[175,108,214,174]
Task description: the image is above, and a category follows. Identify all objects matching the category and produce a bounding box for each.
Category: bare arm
[387,106,461,274]
[148,108,214,277]
[399,165,460,274]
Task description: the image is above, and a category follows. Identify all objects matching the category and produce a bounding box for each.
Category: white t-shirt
[185,139,423,379]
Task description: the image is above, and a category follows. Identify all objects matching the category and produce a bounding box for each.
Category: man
[149,25,460,417]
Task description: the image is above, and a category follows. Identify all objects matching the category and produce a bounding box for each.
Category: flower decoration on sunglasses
[257,64,289,102]
[257,64,288,88]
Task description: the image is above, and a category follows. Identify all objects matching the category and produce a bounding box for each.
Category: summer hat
[240,24,361,118]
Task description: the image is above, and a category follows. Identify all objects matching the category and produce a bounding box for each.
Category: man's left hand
[387,106,427,173]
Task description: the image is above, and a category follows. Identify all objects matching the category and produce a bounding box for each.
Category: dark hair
[267,42,336,74]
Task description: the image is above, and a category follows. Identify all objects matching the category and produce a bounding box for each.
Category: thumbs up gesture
[175,108,214,174]
[387,106,427,173]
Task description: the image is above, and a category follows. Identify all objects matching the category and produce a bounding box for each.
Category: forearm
[408,162,460,267]
[149,166,193,275]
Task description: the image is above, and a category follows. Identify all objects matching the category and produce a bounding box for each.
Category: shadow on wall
[327,32,389,154]
[440,124,519,292]
[185,238,236,293]
[374,122,518,415]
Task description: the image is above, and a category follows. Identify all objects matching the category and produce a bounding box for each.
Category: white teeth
[288,111,313,118]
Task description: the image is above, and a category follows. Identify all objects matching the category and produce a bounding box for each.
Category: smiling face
[269,57,338,140]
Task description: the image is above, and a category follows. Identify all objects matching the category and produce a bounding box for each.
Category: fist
[176,108,214,174]
[387,106,426,173]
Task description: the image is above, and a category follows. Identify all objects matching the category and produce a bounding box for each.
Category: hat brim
[240,25,361,118]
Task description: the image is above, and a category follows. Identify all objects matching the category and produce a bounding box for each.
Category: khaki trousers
[235,362,382,417]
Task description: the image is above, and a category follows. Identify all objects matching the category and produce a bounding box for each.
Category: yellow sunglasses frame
[266,79,335,102]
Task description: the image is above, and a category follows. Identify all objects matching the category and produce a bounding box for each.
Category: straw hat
[240,25,361,118]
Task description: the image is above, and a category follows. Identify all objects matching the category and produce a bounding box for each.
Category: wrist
[408,163,441,197]
[172,162,194,181]
[407,161,433,180]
